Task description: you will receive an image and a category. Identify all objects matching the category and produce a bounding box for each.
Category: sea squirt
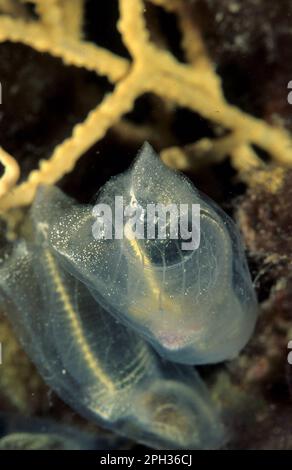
[0,227,225,449]
[42,143,258,365]
[0,412,121,450]
[0,142,258,448]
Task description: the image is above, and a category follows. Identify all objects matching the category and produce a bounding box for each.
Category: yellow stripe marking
[44,249,115,394]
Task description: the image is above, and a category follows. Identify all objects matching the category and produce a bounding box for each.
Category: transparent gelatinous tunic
[0,233,225,449]
[37,143,257,365]
[0,143,257,449]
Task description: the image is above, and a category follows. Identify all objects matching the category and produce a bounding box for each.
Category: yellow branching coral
[0,147,20,199]
[0,0,291,212]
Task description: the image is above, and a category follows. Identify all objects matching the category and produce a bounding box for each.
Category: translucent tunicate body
[41,143,258,365]
[0,412,119,450]
[0,224,225,449]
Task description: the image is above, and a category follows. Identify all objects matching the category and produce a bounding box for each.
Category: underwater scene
[0,0,291,453]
